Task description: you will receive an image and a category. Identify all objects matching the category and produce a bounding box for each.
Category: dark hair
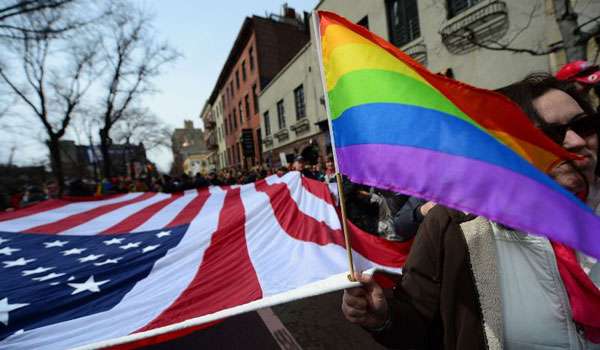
[495,73,596,126]
[497,73,599,177]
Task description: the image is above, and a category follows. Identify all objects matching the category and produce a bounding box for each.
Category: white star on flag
[61,248,86,256]
[32,272,65,282]
[2,257,36,268]
[93,257,122,266]
[156,231,171,238]
[0,298,28,326]
[103,238,124,246]
[0,238,9,245]
[141,245,160,253]
[43,240,69,248]
[22,266,54,276]
[119,242,141,250]
[78,254,104,263]
[68,275,110,295]
[0,246,20,256]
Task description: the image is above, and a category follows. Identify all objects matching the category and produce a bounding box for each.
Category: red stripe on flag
[107,321,222,350]
[0,200,69,222]
[136,188,262,331]
[255,180,345,246]
[24,193,155,234]
[255,180,410,268]
[166,189,210,228]
[301,176,335,206]
[101,194,182,235]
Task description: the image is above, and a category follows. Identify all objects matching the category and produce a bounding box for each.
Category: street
[149,291,386,349]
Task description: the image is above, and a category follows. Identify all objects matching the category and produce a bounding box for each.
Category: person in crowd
[20,185,47,207]
[392,196,436,240]
[276,167,287,177]
[194,172,210,188]
[67,178,94,196]
[206,171,223,186]
[312,162,325,182]
[292,155,318,179]
[341,73,600,349]
[323,157,337,184]
[342,176,379,234]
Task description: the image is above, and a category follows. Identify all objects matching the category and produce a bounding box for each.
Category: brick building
[203,6,310,170]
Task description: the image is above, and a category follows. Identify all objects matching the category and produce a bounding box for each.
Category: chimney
[284,6,296,19]
[184,120,193,129]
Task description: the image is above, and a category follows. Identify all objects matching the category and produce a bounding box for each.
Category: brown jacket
[372,206,490,349]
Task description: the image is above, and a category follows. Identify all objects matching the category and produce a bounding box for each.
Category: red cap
[556,60,600,85]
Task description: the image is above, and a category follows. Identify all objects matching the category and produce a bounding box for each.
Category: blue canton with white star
[0,225,187,340]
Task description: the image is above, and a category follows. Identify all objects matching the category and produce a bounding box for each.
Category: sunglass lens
[571,116,600,138]
[542,125,567,144]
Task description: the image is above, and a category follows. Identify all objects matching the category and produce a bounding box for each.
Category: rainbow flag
[317,11,600,259]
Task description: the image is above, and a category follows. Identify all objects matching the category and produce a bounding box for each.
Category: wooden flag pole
[335,173,356,281]
[311,11,356,281]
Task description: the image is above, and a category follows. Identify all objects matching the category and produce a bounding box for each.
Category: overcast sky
[1,0,317,173]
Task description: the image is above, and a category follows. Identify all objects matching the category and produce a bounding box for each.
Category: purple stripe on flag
[336,144,600,259]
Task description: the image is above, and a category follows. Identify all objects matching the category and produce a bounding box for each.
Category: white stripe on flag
[241,183,353,296]
[2,187,226,350]
[58,193,170,235]
[0,193,143,232]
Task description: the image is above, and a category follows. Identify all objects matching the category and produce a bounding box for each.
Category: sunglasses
[539,113,600,144]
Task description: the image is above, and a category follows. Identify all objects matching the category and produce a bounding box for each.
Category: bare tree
[96,3,179,179]
[442,0,600,61]
[0,10,100,195]
[0,0,99,40]
[68,108,102,178]
[111,107,172,151]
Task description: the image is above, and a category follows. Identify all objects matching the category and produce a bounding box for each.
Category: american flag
[0,172,409,349]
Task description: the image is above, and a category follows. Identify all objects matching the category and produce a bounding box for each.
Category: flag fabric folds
[0,172,408,349]
[317,10,600,259]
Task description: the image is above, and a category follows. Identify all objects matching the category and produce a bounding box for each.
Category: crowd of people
[0,154,340,209]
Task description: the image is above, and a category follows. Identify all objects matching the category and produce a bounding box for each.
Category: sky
[1,0,318,173]
[137,0,319,172]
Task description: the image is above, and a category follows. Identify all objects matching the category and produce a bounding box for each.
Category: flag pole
[311,11,356,282]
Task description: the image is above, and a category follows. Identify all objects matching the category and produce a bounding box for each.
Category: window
[241,60,247,81]
[244,95,250,120]
[249,47,255,71]
[252,84,259,113]
[264,111,271,136]
[225,115,230,135]
[447,0,483,18]
[357,16,369,29]
[277,99,286,129]
[294,85,305,120]
[235,70,240,90]
[233,108,237,129]
[239,101,244,122]
[386,0,420,47]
